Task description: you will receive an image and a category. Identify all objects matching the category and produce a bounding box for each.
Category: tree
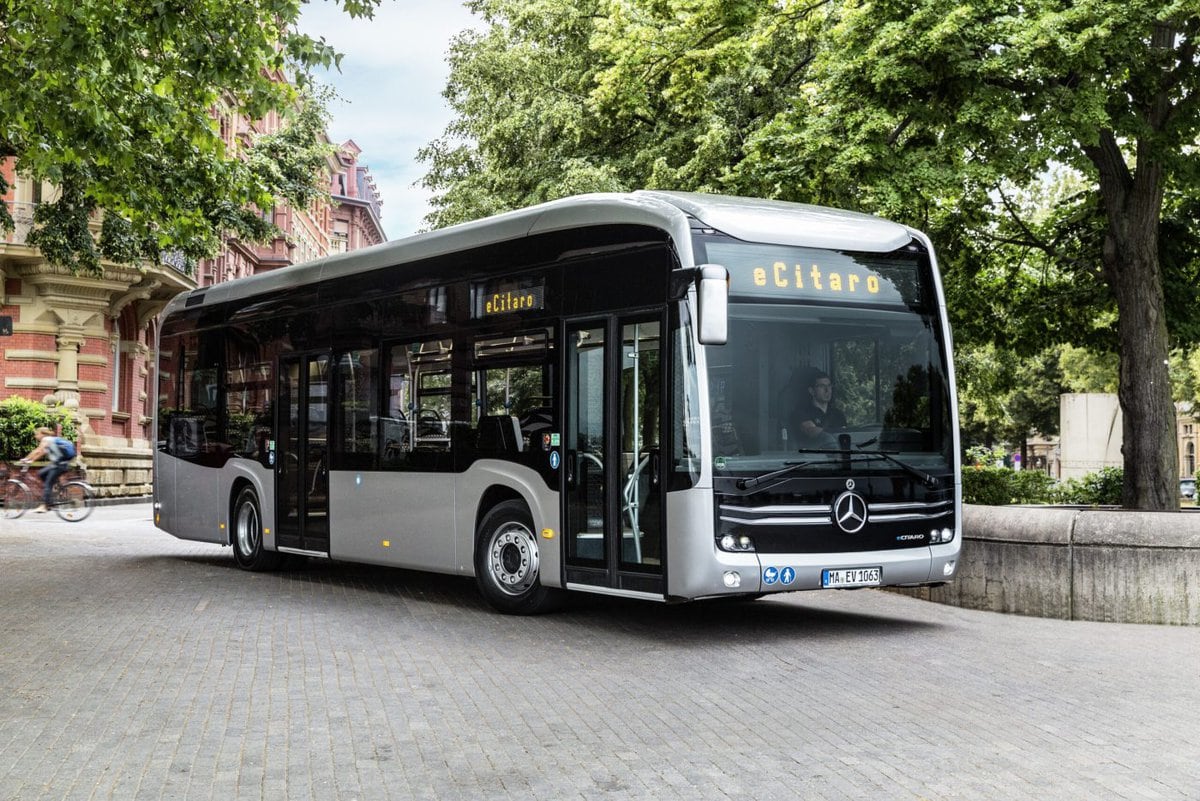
[782,2,1200,509]
[0,0,381,273]
[420,0,827,228]
[957,344,1068,457]
[421,1,1200,508]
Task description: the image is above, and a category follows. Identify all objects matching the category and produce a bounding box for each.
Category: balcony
[2,200,195,301]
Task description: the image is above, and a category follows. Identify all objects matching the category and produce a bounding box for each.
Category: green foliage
[0,397,77,461]
[964,444,1008,468]
[0,0,379,272]
[419,0,828,229]
[1048,467,1125,506]
[421,0,1199,507]
[962,467,1055,506]
[963,465,1124,506]
[1059,345,1119,394]
[956,344,1066,450]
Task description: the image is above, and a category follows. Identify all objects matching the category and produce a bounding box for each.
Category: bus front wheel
[231,486,282,572]
[474,500,561,614]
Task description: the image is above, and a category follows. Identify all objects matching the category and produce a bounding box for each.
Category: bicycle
[1,462,96,522]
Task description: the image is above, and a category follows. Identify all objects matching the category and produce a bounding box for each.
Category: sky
[298,1,480,241]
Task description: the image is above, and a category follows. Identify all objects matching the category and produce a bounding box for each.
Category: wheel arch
[457,461,562,588]
[222,460,273,550]
[472,491,563,614]
[228,477,256,547]
[475,484,527,536]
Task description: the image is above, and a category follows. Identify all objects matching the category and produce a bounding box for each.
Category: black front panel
[715,474,955,554]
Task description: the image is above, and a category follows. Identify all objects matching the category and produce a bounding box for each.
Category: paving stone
[0,504,1197,800]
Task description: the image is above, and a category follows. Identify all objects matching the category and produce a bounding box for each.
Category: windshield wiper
[852,437,940,489]
[730,442,940,494]
[734,457,830,491]
[734,451,876,493]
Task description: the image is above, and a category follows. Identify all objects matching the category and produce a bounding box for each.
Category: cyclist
[21,427,75,513]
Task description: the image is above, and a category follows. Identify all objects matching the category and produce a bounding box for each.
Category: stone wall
[895,504,1200,625]
[81,444,152,499]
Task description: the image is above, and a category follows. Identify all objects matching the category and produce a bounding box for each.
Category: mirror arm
[669,267,698,300]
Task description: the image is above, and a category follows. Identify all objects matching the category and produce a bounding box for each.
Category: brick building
[1,129,384,497]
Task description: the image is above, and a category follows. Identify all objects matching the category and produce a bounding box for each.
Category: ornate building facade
[1,131,385,497]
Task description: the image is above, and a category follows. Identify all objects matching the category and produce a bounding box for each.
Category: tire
[474,499,562,615]
[53,481,94,522]
[231,486,282,571]
[2,480,31,519]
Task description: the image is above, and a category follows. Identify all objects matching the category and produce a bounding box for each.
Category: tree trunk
[1092,138,1177,510]
[1106,241,1177,509]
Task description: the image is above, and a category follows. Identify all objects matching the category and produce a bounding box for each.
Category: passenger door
[276,353,331,555]
[562,314,664,595]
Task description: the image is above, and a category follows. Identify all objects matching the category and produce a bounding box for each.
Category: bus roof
[170,191,916,314]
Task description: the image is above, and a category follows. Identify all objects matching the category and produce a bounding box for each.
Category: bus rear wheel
[474,500,561,614]
[231,486,281,572]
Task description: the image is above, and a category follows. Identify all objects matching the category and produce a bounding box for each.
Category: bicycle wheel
[2,479,32,519]
[54,481,95,522]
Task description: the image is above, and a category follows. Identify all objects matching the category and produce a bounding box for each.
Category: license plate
[821,567,882,588]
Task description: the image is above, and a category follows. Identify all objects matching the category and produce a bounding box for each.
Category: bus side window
[472,331,555,455]
[385,339,454,466]
[175,330,221,462]
[384,343,415,466]
[225,332,273,465]
[333,349,379,470]
[157,335,181,453]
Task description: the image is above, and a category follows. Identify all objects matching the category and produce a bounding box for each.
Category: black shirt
[792,401,846,442]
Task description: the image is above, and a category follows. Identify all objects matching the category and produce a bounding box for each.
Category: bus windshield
[702,241,953,479]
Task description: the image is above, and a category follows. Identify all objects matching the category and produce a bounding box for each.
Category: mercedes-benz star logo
[832,491,868,534]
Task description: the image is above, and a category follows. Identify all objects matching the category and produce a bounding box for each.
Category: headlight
[929,527,955,544]
[718,534,755,552]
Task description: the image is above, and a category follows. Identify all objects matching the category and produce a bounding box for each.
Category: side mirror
[696,264,728,345]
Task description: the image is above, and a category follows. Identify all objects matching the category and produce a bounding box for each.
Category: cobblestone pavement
[1,504,1198,800]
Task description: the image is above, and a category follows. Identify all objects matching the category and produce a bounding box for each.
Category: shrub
[963,465,1125,506]
[964,444,1008,468]
[1048,467,1124,506]
[962,466,1055,505]
[0,396,78,461]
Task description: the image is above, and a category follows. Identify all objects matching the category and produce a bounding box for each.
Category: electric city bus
[154,191,961,613]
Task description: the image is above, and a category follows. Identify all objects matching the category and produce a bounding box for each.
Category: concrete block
[963,505,1077,545]
[944,505,1200,625]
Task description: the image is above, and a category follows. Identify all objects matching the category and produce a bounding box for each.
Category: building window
[112,339,122,412]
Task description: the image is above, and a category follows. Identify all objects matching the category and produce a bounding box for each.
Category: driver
[791,370,846,447]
